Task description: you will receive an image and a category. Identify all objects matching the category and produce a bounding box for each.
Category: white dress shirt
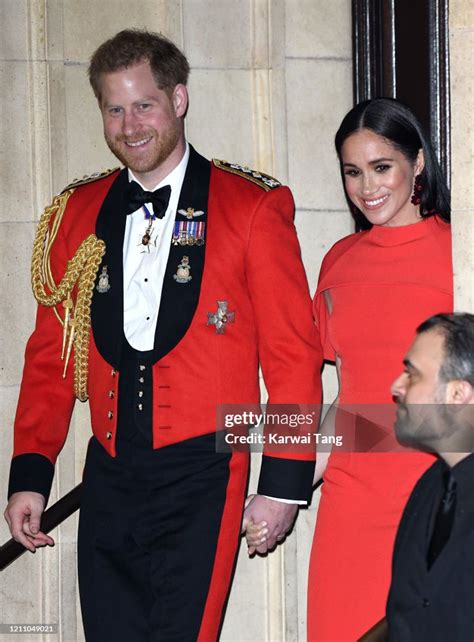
[123,143,190,350]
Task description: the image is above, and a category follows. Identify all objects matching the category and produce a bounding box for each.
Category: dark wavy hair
[335,98,450,229]
[417,313,474,385]
[89,29,190,102]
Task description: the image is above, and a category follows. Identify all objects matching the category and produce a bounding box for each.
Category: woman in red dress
[247,98,452,641]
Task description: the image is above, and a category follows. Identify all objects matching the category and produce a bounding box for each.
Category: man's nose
[122,110,140,136]
[391,372,406,398]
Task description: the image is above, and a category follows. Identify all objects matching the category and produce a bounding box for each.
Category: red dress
[307,216,453,641]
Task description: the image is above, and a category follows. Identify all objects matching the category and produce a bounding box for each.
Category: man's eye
[138,103,152,110]
[108,107,122,115]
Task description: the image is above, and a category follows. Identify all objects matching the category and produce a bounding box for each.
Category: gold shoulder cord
[31,189,106,401]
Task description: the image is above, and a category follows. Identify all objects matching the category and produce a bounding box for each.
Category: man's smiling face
[99,60,187,187]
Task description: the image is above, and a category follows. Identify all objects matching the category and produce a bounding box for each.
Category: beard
[105,122,181,177]
[394,394,449,452]
[394,402,424,449]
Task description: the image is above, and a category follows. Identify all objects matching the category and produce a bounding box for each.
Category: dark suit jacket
[387,453,474,641]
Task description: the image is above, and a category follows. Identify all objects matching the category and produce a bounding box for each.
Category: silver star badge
[207,301,235,334]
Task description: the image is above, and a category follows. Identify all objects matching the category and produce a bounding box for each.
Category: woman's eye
[344,169,360,177]
[375,164,390,173]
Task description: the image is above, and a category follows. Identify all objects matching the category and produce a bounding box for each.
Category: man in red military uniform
[4,30,321,641]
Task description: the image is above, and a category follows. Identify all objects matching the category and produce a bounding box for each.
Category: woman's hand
[242,494,269,555]
[245,519,269,555]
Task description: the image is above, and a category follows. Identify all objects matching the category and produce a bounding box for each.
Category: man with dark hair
[3,29,322,641]
[387,312,474,641]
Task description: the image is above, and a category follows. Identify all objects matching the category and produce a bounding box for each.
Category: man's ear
[446,379,474,404]
[172,84,188,118]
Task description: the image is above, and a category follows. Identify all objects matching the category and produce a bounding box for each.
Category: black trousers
[78,433,248,642]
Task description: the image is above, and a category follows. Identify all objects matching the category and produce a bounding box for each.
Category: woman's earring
[411,174,423,206]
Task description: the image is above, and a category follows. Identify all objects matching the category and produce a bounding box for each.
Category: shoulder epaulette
[62,167,120,193]
[212,159,282,192]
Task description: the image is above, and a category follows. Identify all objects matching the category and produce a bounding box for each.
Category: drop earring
[411,174,423,206]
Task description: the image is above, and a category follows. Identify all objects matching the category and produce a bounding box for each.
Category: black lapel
[91,169,128,368]
[150,146,211,360]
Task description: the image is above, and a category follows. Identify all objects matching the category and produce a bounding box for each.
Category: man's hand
[241,495,298,555]
[4,492,54,552]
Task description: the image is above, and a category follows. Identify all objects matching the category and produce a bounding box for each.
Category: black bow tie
[125,182,171,218]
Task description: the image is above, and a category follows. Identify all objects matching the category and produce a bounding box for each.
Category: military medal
[186,221,196,246]
[172,222,180,246]
[141,224,153,249]
[172,221,185,245]
[96,266,111,293]
[139,204,156,252]
[172,221,206,246]
[178,222,188,245]
[173,256,192,283]
[195,221,205,245]
[207,301,235,334]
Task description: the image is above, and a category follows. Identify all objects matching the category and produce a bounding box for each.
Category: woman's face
[340,128,424,227]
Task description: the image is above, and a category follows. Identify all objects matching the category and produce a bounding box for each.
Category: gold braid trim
[31,189,106,401]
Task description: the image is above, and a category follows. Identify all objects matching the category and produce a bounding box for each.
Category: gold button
[111,369,117,377]
[108,390,115,399]
[106,431,112,440]
[107,411,113,419]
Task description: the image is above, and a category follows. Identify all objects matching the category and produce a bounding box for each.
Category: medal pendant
[139,220,155,253]
[207,301,235,334]
[195,221,205,246]
[96,266,111,293]
[173,256,193,284]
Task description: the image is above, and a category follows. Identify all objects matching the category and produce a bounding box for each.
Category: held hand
[242,495,298,555]
[241,495,268,554]
[4,491,54,552]
[245,520,269,554]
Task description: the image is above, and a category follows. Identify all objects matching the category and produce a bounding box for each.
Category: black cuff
[257,456,315,502]
[8,454,55,505]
